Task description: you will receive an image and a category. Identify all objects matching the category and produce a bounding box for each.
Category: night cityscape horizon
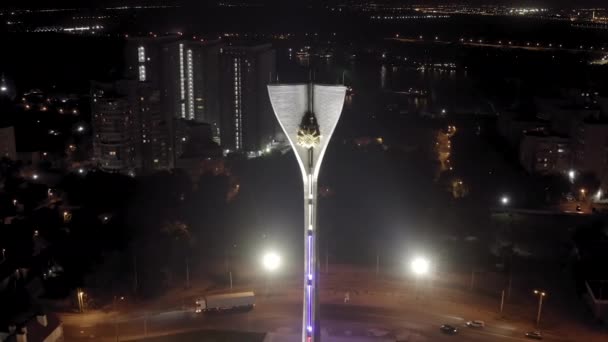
[1,1,608,342]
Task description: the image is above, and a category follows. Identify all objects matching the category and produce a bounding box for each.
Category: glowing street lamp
[410,257,430,276]
[501,195,510,206]
[262,251,281,272]
[568,169,576,183]
[533,290,546,326]
[77,289,85,313]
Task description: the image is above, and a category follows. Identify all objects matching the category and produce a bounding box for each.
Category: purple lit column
[268,83,346,342]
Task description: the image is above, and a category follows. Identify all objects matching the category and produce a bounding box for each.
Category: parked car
[440,324,458,335]
[525,331,543,339]
[466,320,485,328]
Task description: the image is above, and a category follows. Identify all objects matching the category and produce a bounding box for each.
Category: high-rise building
[572,119,608,184]
[125,36,223,158]
[165,40,222,126]
[220,43,277,153]
[92,80,174,175]
[519,132,571,175]
[91,83,137,173]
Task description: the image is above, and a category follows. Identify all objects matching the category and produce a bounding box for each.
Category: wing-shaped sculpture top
[268,84,346,178]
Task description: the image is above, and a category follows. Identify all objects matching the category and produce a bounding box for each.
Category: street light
[533,290,546,326]
[77,290,85,313]
[410,257,430,276]
[501,195,510,206]
[568,169,576,183]
[262,251,281,272]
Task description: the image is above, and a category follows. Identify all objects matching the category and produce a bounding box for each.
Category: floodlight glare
[262,252,281,272]
[411,257,430,275]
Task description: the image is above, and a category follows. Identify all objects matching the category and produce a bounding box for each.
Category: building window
[138,46,146,63]
[138,65,146,82]
[179,44,186,118]
[187,49,195,120]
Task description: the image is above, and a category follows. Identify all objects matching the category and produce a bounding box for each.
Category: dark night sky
[1,0,607,9]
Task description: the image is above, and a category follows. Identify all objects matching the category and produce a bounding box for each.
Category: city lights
[3,5,608,341]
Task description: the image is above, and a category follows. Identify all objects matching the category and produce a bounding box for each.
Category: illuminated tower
[268,83,346,342]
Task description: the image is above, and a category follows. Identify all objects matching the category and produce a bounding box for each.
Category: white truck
[195,291,255,313]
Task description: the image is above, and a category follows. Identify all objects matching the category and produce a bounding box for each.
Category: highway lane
[62,295,562,341]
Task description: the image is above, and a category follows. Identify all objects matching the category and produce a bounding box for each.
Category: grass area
[129,329,266,342]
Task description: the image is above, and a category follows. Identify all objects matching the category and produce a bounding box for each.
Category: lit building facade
[268,83,346,342]
[165,41,222,128]
[92,80,173,175]
[126,36,223,154]
[221,44,277,153]
[519,132,571,175]
[91,83,137,173]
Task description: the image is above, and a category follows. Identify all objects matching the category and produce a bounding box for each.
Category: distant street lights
[533,290,547,326]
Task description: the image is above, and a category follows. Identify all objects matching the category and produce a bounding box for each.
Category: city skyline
[2,0,608,10]
[1,1,608,341]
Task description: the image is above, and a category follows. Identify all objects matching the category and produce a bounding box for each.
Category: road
[59,267,605,341]
[389,37,607,54]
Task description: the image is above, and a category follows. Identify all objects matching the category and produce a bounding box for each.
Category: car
[466,320,485,328]
[440,324,458,335]
[525,331,543,339]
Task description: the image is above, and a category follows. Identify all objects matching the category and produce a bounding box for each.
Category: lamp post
[262,251,281,272]
[533,290,546,326]
[568,169,576,183]
[77,290,85,313]
[410,257,430,299]
[500,195,514,298]
[268,82,346,342]
[262,251,281,296]
[500,289,505,315]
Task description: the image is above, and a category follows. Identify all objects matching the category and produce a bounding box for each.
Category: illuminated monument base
[268,83,346,342]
